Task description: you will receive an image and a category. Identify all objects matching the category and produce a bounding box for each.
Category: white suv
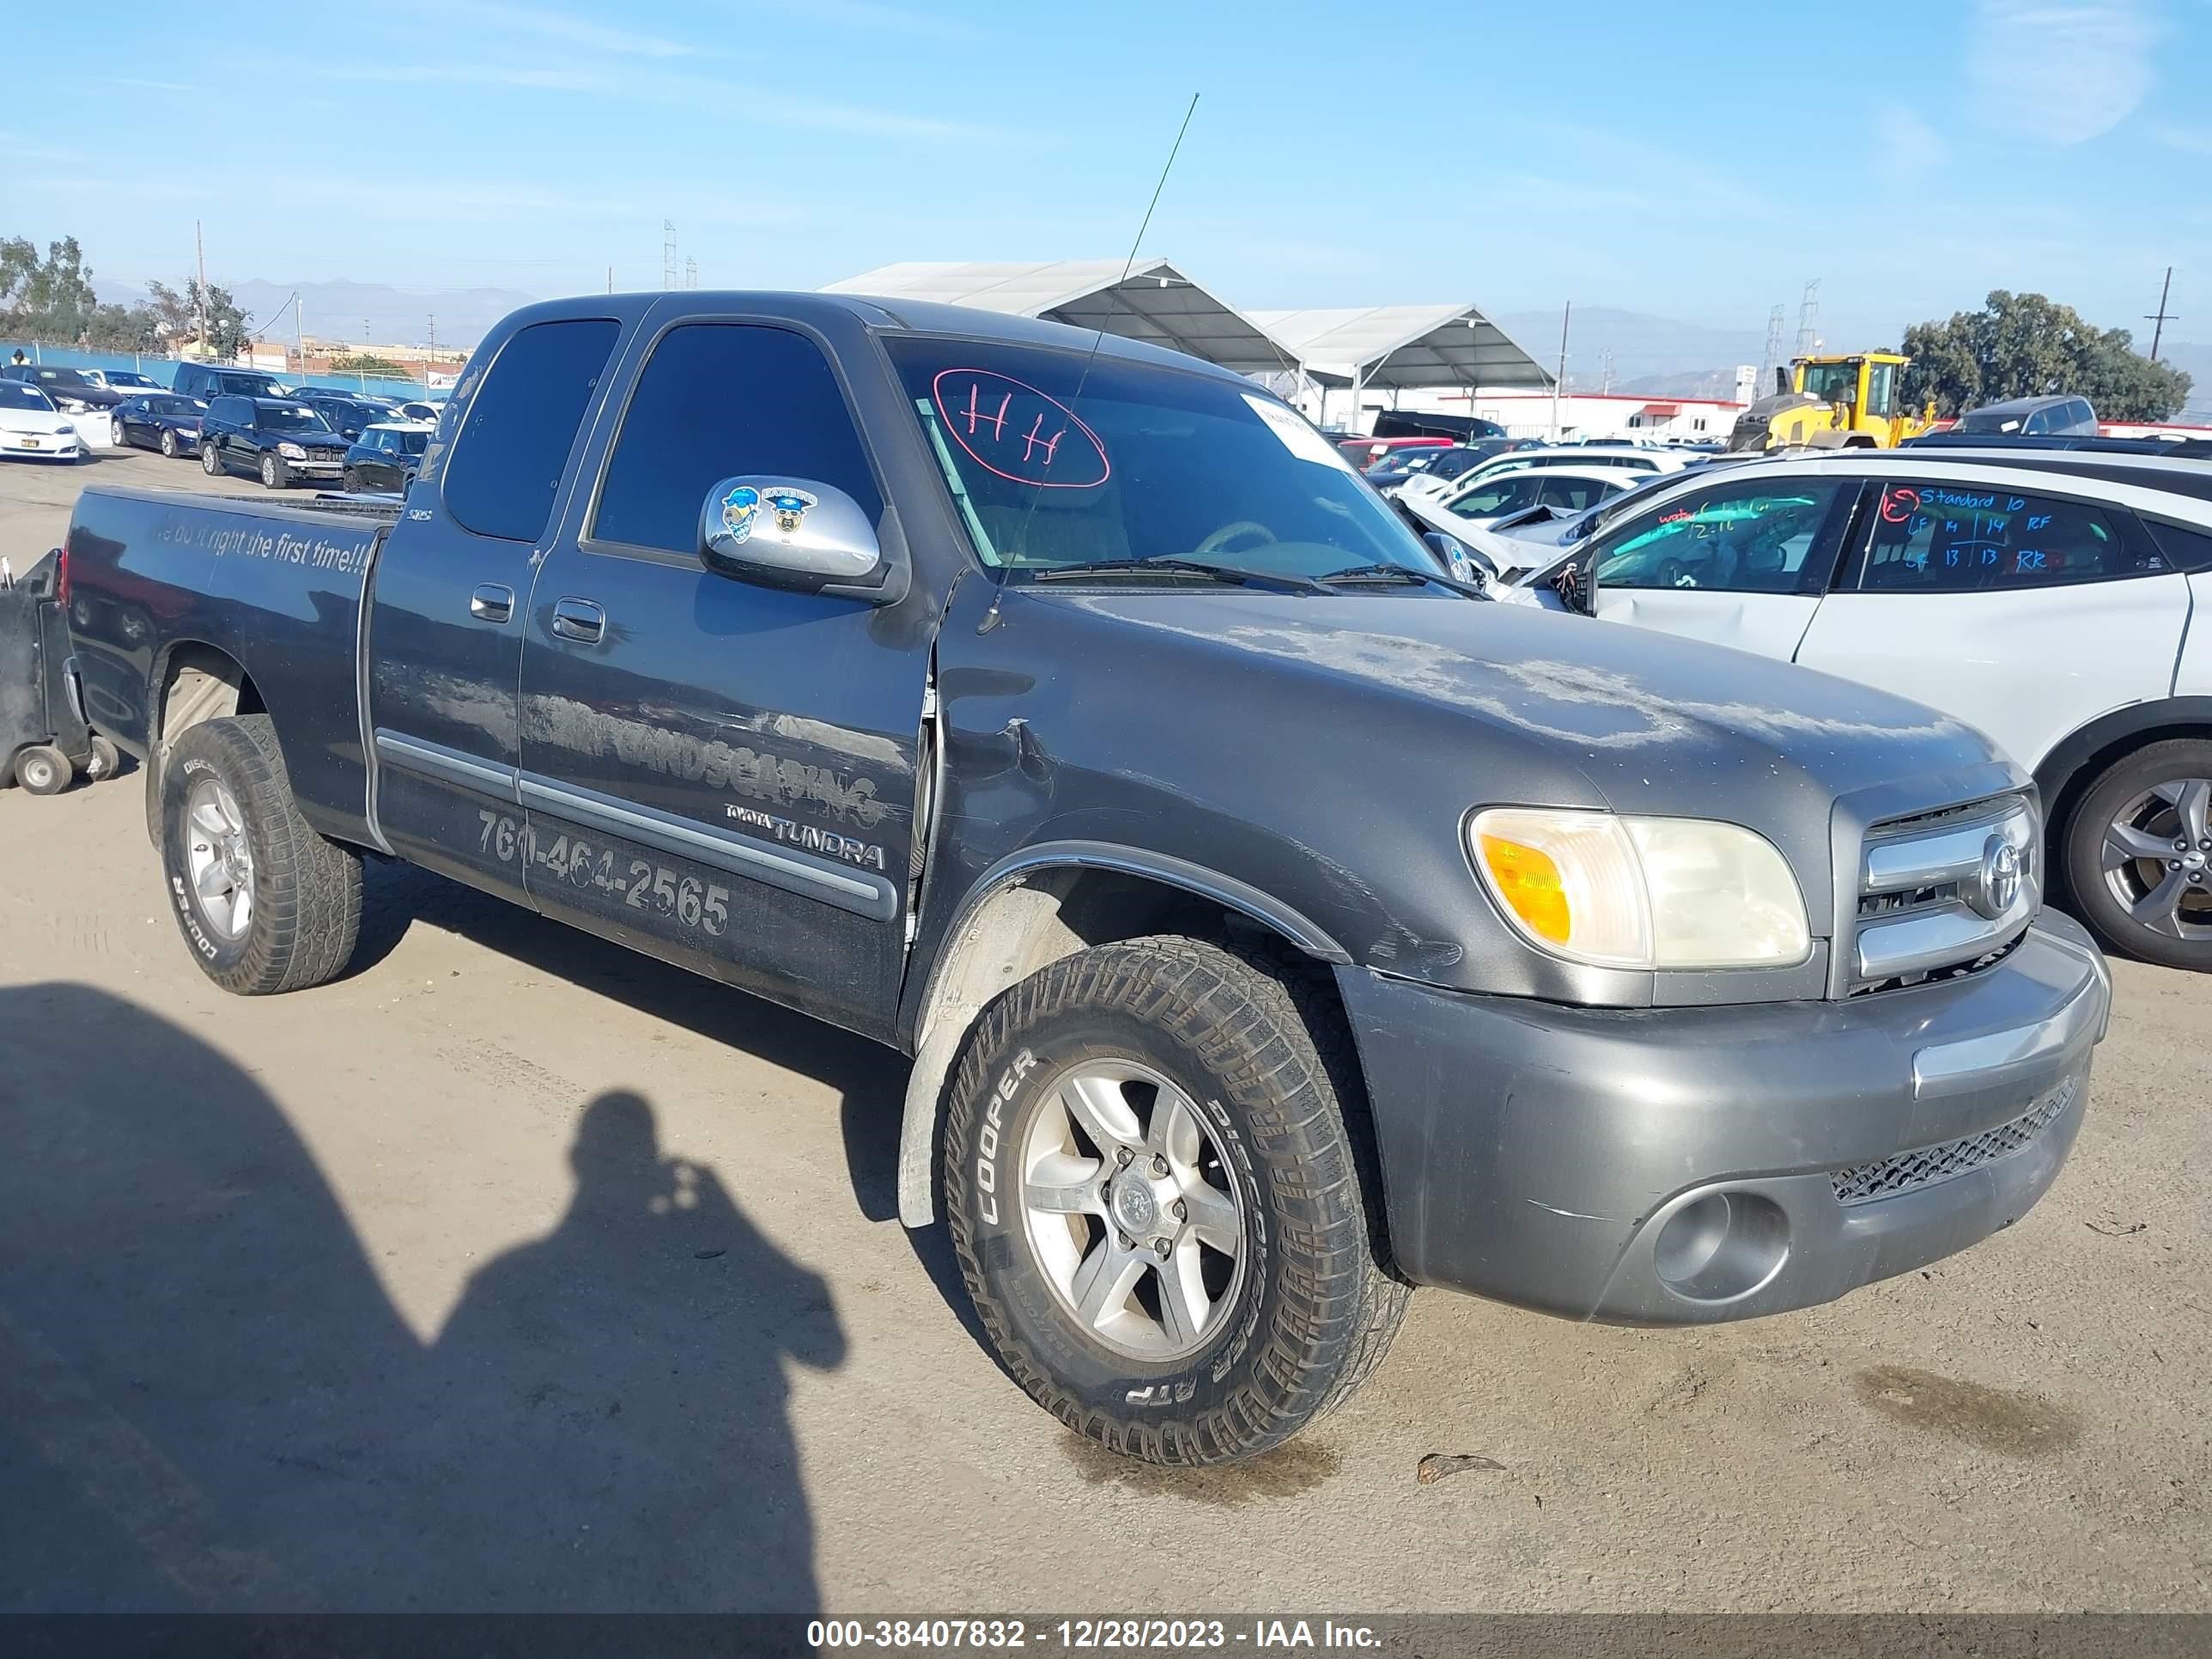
[1515,447,2212,970]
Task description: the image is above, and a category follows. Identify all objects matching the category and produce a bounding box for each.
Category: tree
[145,274,247,361]
[329,352,404,374]
[1898,290,2192,422]
[2,233,166,351]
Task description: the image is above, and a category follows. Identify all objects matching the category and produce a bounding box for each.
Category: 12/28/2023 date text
[477,811,730,936]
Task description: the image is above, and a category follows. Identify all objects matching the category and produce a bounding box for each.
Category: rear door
[1584,471,1856,660]
[516,309,928,1039]
[1795,474,2191,771]
[364,313,624,900]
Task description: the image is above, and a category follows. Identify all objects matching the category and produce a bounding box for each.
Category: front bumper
[1,432,82,459]
[1339,912,2111,1325]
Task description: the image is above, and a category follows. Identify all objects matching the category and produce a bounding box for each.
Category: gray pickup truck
[62,292,2112,1465]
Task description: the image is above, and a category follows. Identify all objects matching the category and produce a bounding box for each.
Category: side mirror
[1424,530,1493,585]
[698,476,903,604]
[1551,551,1596,616]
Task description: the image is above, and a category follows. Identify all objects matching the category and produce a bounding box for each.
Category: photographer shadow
[0,981,842,1614]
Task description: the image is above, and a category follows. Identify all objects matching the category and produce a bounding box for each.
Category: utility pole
[425,314,436,393]
[1599,347,1614,396]
[194,219,208,360]
[361,319,370,392]
[1551,301,1571,441]
[606,265,614,295]
[2146,266,2178,362]
[294,293,307,386]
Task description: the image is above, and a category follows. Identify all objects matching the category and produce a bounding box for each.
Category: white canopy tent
[822,259,1298,376]
[1248,304,1553,428]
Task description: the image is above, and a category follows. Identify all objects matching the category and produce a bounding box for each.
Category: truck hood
[1030,586,2008,896]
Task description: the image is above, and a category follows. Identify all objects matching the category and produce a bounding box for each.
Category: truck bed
[66,483,398,843]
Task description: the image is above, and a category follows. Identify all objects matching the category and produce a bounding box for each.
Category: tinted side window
[592,322,881,556]
[2141,519,2212,572]
[1537,475,1613,511]
[444,317,620,544]
[1856,482,2159,592]
[1594,477,1847,594]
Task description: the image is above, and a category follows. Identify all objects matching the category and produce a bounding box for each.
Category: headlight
[58,398,88,413]
[1469,807,1810,970]
[277,442,307,459]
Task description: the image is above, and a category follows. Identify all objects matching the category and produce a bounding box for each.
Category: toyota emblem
[1975,836,2022,919]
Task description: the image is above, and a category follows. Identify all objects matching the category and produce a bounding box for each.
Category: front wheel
[112,417,129,448]
[342,467,362,494]
[161,428,179,459]
[159,714,362,994]
[944,936,1408,1465]
[2064,738,2212,971]
[201,441,222,477]
[14,744,72,795]
[260,452,287,489]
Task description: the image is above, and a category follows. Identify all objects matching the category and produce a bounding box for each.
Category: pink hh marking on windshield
[931,368,1110,489]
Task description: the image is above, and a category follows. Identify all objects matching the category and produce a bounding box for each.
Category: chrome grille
[1850,795,2039,994]
[1831,1074,2079,1205]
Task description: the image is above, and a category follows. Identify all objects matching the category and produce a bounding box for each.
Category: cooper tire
[159,714,362,995]
[2063,738,2212,971]
[944,936,1409,1465]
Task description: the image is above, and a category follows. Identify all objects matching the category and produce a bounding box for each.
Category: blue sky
[11,0,2212,347]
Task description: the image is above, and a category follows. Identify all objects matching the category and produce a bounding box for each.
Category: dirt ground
[1,447,2206,1613]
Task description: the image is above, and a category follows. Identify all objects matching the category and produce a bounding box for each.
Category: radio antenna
[982,92,1199,632]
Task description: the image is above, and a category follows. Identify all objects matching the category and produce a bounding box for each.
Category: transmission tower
[684,257,698,290]
[663,221,678,291]
[1794,279,1821,357]
[1759,305,1786,389]
[1599,348,1615,395]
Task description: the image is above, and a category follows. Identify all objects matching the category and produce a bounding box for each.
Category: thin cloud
[414,0,694,58]
[323,62,612,91]
[1969,0,2155,145]
[1876,104,1948,180]
[741,0,987,41]
[2157,124,2212,156]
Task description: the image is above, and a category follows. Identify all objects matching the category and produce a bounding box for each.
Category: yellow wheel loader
[1726,352,1936,452]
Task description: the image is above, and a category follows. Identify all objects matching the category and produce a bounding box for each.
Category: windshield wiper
[1316,562,1488,599]
[1024,556,1328,593]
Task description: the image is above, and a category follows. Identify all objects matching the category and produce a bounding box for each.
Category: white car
[1512,447,2212,970]
[0,380,84,461]
[1431,443,1698,509]
[1401,463,1645,545]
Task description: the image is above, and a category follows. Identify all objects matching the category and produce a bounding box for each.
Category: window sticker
[930,368,1109,489]
[1241,392,1355,471]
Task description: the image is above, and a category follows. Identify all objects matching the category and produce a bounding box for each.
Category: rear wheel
[159,714,362,994]
[14,744,71,795]
[2064,738,2212,971]
[944,936,1408,1465]
[260,452,287,490]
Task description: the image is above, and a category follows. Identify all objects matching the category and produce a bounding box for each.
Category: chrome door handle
[550,597,605,643]
[469,583,514,623]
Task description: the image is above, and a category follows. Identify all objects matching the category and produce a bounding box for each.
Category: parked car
[82,368,167,396]
[62,291,2110,1466]
[341,421,432,493]
[1404,464,1641,539]
[1334,434,1450,468]
[0,380,82,462]
[393,398,443,424]
[197,395,350,489]
[1433,443,1697,507]
[289,387,404,440]
[170,362,291,403]
[1,363,124,414]
[1512,447,2212,969]
[1953,395,2100,440]
[1364,439,1522,496]
[110,392,207,457]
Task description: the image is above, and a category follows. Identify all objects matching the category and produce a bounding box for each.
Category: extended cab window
[1856,482,2159,591]
[592,323,882,555]
[1594,477,1847,593]
[444,317,620,543]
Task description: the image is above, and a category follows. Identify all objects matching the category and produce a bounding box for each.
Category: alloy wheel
[2101,776,2212,940]
[184,777,256,940]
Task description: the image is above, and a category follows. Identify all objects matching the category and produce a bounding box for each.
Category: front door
[1586,471,1857,661]
[517,313,929,1040]
[364,313,624,899]
[1796,474,2191,772]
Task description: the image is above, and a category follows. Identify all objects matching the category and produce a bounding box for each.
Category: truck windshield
[886,337,1437,585]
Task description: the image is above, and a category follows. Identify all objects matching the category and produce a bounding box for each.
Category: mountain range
[102,277,541,350]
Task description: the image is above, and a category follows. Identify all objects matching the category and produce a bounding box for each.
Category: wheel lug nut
[2171,860,2185,871]
[1150,1155,1169,1177]
[1153,1237,1171,1260]
[1116,1147,1133,1166]
[1116,1232,1133,1252]
[1171,1198,1188,1221]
